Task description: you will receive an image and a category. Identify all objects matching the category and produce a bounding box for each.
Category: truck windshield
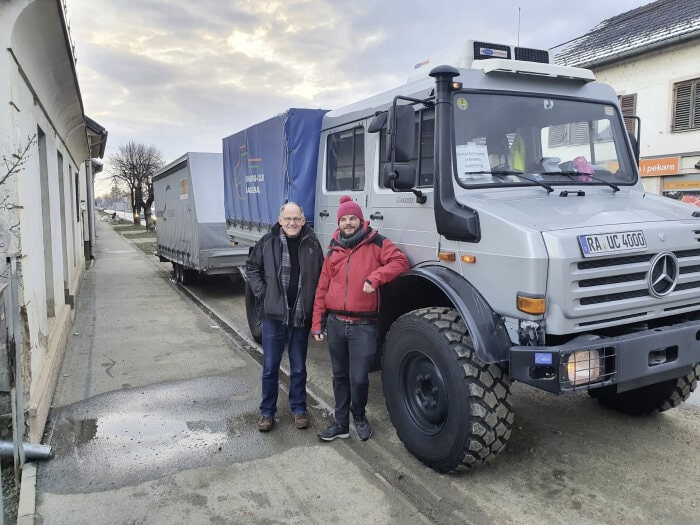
[452,92,636,189]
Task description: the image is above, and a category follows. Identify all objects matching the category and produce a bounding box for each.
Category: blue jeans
[260,319,310,417]
[326,316,377,428]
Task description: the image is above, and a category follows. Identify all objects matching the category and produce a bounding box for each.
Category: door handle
[319,210,329,217]
[369,212,384,220]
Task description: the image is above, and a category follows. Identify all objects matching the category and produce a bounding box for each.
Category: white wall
[593,40,700,176]
[1,0,93,442]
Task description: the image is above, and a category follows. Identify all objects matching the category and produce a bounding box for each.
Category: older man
[246,202,323,432]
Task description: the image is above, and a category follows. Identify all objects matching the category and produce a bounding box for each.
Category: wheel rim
[399,350,448,435]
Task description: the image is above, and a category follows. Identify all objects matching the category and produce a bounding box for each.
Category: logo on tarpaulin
[234,144,264,200]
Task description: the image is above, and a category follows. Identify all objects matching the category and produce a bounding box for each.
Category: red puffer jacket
[312,222,409,333]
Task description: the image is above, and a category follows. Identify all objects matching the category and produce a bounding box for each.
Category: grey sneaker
[354,417,373,441]
[317,422,350,441]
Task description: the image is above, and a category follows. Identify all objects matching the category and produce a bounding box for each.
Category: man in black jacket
[246,202,323,432]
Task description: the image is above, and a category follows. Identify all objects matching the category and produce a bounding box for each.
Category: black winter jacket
[245,223,323,326]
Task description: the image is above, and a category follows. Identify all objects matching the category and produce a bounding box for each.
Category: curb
[16,462,36,525]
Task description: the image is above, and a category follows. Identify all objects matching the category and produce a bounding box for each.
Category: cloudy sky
[66,0,653,195]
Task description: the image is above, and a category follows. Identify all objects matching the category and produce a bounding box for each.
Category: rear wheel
[382,307,513,472]
[244,281,263,343]
[181,267,195,285]
[173,263,182,283]
[590,363,700,415]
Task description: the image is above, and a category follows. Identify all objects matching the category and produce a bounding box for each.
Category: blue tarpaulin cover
[223,108,327,227]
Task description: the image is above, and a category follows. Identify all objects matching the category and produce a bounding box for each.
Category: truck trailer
[223,40,700,473]
[154,152,248,284]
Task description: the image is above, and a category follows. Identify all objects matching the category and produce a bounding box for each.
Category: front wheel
[590,363,700,415]
[244,281,263,343]
[382,307,513,473]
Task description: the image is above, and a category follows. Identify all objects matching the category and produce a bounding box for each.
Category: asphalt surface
[31,218,426,524]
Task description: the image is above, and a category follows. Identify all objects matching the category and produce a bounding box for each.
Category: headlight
[565,349,602,386]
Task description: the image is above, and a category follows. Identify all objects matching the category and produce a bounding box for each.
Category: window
[379,107,435,187]
[326,127,364,191]
[672,78,700,131]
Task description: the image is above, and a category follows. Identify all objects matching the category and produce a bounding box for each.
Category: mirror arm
[412,188,427,204]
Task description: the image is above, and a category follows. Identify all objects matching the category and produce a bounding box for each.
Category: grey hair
[279,201,304,217]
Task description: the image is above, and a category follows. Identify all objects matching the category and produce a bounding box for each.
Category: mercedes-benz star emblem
[648,252,679,297]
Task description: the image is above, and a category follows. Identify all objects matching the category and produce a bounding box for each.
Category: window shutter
[618,94,637,134]
[673,81,693,131]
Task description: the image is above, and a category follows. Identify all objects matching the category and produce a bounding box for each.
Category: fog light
[565,350,602,386]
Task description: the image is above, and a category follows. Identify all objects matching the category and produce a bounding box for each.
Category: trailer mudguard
[387,265,511,364]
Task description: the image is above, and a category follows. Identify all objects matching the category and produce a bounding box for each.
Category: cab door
[365,107,437,265]
[314,122,371,249]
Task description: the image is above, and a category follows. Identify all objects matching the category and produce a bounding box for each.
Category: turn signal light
[438,251,456,262]
[516,293,546,315]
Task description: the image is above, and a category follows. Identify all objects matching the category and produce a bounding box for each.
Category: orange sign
[639,157,680,177]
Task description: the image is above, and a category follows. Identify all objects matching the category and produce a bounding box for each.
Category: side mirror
[382,163,415,190]
[367,112,387,133]
[387,105,415,162]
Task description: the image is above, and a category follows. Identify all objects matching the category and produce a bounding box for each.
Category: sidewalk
[25,218,423,524]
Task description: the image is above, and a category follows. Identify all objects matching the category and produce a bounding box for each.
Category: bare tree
[1,134,37,252]
[109,141,164,228]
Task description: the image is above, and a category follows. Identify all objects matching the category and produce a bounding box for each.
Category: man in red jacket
[312,195,409,441]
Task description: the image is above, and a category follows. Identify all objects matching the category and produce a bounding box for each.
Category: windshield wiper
[462,170,554,193]
[543,170,620,193]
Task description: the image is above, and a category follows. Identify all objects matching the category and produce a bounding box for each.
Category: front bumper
[509,317,700,394]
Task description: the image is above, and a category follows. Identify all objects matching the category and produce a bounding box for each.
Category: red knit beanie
[337,195,364,223]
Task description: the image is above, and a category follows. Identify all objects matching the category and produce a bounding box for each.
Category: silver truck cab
[313,40,700,472]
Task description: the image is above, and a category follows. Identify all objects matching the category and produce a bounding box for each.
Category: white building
[553,0,700,196]
[1,0,107,443]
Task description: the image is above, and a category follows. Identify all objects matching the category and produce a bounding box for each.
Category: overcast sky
[66,0,653,195]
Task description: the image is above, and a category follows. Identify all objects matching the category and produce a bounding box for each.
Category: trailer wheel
[181,267,195,285]
[244,281,263,343]
[590,362,699,415]
[382,307,513,473]
[173,263,182,283]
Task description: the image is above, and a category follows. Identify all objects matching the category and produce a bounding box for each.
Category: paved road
[179,267,700,525]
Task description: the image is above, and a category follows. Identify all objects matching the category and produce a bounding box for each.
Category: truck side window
[326,127,365,191]
[379,107,434,188]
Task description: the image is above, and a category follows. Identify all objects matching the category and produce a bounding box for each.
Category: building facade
[553,0,700,196]
[1,0,106,443]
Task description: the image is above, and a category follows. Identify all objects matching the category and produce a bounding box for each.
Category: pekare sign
[639,156,680,177]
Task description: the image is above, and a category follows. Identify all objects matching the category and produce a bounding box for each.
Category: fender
[385,265,511,364]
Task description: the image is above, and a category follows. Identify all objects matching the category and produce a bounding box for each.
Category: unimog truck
[225,40,700,473]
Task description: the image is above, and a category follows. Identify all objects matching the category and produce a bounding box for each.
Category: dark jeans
[326,315,377,428]
[260,319,309,417]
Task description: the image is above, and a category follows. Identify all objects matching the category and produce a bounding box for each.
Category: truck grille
[575,248,700,306]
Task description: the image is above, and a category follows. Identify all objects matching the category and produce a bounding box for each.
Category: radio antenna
[517,7,521,46]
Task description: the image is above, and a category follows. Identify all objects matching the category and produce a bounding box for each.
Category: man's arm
[365,238,409,289]
[245,239,266,298]
[311,257,332,338]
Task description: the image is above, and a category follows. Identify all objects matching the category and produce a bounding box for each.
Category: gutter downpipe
[86,159,95,259]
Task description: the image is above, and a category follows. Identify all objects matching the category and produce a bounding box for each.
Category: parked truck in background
[223,40,700,473]
[154,152,248,284]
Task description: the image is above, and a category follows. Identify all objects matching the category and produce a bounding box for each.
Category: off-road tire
[590,363,700,415]
[244,281,263,343]
[382,307,513,473]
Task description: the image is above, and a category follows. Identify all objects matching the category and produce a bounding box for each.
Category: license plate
[578,230,647,257]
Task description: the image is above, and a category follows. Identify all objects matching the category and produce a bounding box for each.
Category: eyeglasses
[282,217,303,223]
